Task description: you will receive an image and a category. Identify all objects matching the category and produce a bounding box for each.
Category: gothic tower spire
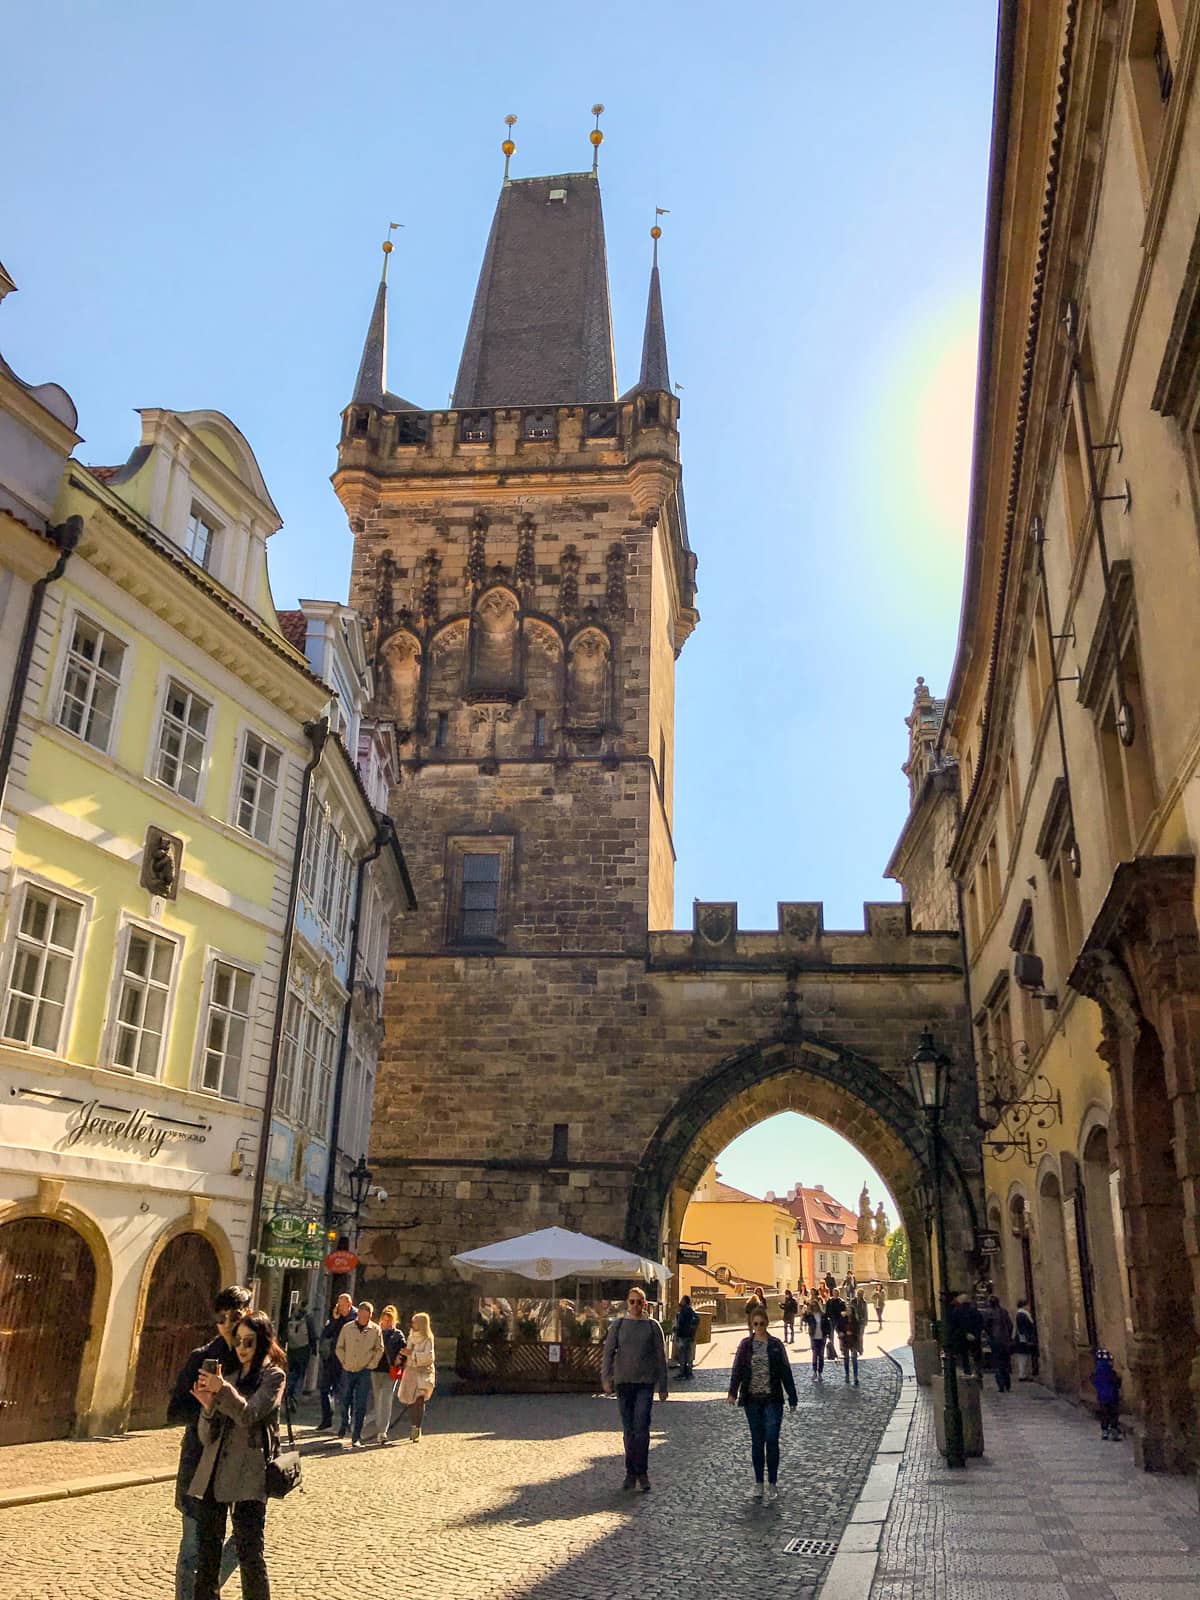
[634,215,670,394]
[350,227,418,411]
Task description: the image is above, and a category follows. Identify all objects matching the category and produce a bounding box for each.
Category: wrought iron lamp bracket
[979,1042,1063,1165]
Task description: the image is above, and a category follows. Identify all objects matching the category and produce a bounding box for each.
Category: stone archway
[624,1034,979,1346]
[1036,1168,1075,1393]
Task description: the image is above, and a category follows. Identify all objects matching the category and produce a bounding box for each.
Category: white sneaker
[765,1484,779,1504]
[748,1483,764,1502]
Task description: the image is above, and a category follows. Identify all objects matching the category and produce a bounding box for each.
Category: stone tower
[332,157,977,1337]
[335,170,697,953]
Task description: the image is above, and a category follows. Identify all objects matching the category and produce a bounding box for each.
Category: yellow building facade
[890,0,1200,1486]
[0,324,326,1441]
[679,1165,802,1300]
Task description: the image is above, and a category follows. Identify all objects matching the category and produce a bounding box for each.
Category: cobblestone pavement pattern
[872,1372,1200,1600]
[0,1324,898,1599]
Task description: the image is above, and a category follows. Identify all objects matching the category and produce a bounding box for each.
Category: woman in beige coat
[396,1310,436,1441]
[189,1310,286,1600]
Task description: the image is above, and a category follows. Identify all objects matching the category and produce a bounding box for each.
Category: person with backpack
[780,1289,799,1344]
[283,1304,316,1411]
[801,1292,828,1380]
[1014,1299,1038,1381]
[872,1285,887,1330]
[1090,1348,1123,1440]
[823,1287,847,1365]
[673,1295,700,1379]
[601,1286,669,1493]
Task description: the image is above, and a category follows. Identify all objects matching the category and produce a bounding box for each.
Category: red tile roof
[85,465,120,482]
[778,1185,860,1247]
[276,609,308,651]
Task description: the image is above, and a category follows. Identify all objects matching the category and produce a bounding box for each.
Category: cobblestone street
[0,1326,899,1599]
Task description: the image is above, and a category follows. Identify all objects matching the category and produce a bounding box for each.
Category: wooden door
[129,1232,219,1429]
[0,1218,96,1445]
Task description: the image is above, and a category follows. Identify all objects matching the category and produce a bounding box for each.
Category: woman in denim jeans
[727,1307,798,1502]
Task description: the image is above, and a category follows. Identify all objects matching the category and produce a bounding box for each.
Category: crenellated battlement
[648,900,962,970]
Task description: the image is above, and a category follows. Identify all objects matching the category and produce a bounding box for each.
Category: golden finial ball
[650,225,662,240]
[590,129,604,147]
[505,113,518,127]
[382,240,394,253]
[502,139,515,157]
[591,102,605,116]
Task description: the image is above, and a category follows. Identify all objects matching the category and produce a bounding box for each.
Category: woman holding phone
[189,1310,286,1600]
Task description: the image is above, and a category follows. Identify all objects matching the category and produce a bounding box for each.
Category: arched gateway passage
[363,900,981,1373]
[625,1034,979,1339]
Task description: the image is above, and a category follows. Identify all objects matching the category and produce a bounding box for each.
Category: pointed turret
[349,232,419,412]
[636,226,670,393]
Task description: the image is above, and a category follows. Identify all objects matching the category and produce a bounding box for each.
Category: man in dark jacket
[947,1292,984,1378]
[317,1292,357,1432]
[982,1296,1014,1392]
[673,1295,701,1378]
[168,1283,251,1600]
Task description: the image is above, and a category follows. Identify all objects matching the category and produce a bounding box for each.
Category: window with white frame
[58,614,126,752]
[184,508,215,570]
[235,731,281,843]
[111,927,176,1076]
[155,679,211,802]
[297,1008,322,1126]
[198,960,252,1097]
[2,884,84,1051]
[334,842,353,944]
[299,795,321,901]
[312,1021,336,1131]
[277,991,304,1118]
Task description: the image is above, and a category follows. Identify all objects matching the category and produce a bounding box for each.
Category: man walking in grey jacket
[601,1287,669,1494]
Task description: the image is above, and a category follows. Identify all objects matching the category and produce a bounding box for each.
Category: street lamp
[347,1154,373,1217]
[908,1027,966,1469]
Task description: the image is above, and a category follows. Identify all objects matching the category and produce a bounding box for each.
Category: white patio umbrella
[451,1226,671,1339]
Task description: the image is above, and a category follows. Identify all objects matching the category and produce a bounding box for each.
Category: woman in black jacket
[727,1306,798,1502]
[801,1292,829,1379]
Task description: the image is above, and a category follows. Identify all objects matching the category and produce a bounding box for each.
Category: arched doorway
[1080,1123,1127,1369]
[130,1232,220,1428]
[625,1035,981,1347]
[986,1197,1009,1307]
[1036,1170,1074,1392]
[0,1218,97,1444]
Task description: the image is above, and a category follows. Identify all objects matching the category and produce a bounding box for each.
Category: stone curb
[0,1432,340,1512]
[816,1359,917,1600]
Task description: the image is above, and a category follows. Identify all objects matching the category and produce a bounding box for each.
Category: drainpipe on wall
[247,715,329,1283]
[323,813,394,1237]
[0,516,82,816]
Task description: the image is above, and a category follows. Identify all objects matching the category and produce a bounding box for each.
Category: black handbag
[262,1405,302,1499]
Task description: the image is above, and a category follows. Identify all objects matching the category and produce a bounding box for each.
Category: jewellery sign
[56,1093,208,1159]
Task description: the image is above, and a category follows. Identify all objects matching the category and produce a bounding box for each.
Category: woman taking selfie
[189,1310,286,1600]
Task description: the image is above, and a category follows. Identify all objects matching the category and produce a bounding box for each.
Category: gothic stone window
[445,835,515,948]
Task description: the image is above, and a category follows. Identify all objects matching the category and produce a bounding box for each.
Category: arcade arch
[625,1035,980,1345]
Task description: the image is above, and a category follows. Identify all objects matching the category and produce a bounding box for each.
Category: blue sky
[5,3,997,1202]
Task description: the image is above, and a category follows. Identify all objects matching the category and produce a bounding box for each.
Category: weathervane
[381,220,403,279]
[502,114,517,183]
[590,103,605,173]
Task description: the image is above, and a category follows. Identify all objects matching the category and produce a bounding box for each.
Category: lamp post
[909,1028,967,1469]
[346,1154,373,1242]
